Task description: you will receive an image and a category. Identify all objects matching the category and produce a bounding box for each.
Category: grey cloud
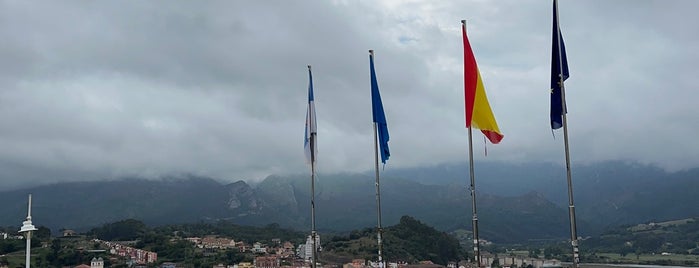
[0,0,698,189]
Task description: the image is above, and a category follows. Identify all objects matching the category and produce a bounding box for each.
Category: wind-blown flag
[304,66,317,165]
[462,22,503,144]
[550,0,570,130]
[370,51,390,164]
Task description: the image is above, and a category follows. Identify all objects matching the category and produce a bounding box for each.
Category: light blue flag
[304,66,317,165]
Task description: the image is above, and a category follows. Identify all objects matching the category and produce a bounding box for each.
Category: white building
[301,235,321,261]
[90,257,104,268]
[252,242,267,254]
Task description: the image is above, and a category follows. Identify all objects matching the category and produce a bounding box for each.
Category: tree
[88,219,147,241]
[35,226,51,241]
[0,239,22,254]
[544,246,563,259]
[635,236,664,253]
[619,246,632,257]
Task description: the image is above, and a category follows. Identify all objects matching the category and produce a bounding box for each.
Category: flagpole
[467,126,481,267]
[461,20,482,267]
[369,50,385,268]
[554,1,580,266]
[307,65,319,268]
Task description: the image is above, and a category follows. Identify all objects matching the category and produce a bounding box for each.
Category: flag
[304,66,317,165]
[370,51,390,164]
[462,22,504,144]
[551,0,570,130]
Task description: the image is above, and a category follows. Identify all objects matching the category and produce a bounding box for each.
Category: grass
[3,247,50,268]
[4,250,30,268]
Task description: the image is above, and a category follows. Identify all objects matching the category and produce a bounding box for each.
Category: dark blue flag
[370,52,390,164]
[551,0,570,130]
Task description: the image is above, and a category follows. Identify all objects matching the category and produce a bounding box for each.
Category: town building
[298,235,321,261]
[201,236,236,249]
[255,256,280,268]
[252,242,268,254]
[91,257,104,268]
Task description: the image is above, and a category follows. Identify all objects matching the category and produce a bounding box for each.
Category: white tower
[18,194,38,268]
[91,257,104,268]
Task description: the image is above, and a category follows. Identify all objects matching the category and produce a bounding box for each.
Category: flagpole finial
[369,49,374,56]
[308,65,311,70]
[461,19,466,24]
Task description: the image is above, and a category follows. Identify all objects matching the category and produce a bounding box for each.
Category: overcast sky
[1,0,697,189]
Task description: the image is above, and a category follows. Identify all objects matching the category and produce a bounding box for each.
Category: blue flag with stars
[551,0,570,130]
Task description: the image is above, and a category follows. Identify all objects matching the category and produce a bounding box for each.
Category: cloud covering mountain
[1,1,698,189]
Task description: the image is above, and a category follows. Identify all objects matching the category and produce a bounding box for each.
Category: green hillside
[322,216,467,265]
[582,217,699,256]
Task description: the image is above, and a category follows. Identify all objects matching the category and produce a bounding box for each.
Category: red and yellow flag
[462,22,503,144]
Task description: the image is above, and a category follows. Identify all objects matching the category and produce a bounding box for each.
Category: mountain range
[0,161,696,243]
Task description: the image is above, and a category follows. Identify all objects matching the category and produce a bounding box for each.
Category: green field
[2,247,50,268]
[3,250,30,267]
[595,252,699,266]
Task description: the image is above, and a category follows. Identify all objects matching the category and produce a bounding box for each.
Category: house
[202,236,236,249]
[238,262,254,268]
[74,265,91,268]
[252,242,267,254]
[255,256,280,268]
[63,229,77,237]
[283,241,295,252]
[237,241,248,252]
[343,259,367,268]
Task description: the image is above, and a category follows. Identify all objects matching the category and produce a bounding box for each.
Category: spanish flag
[462,21,503,144]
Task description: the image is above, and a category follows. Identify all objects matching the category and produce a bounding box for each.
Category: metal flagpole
[554,1,580,266]
[462,20,482,267]
[308,65,318,268]
[369,50,384,267]
[467,124,481,267]
[373,121,384,268]
[369,49,386,268]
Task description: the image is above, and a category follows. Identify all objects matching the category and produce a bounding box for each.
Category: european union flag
[370,51,390,164]
[551,0,570,130]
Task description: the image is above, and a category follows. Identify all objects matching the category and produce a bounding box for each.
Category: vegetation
[87,219,148,241]
[4,216,699,267]
[324,215,468,265]
[1,219,306,268]
[582,218,699,255]
[480,218,699,267]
